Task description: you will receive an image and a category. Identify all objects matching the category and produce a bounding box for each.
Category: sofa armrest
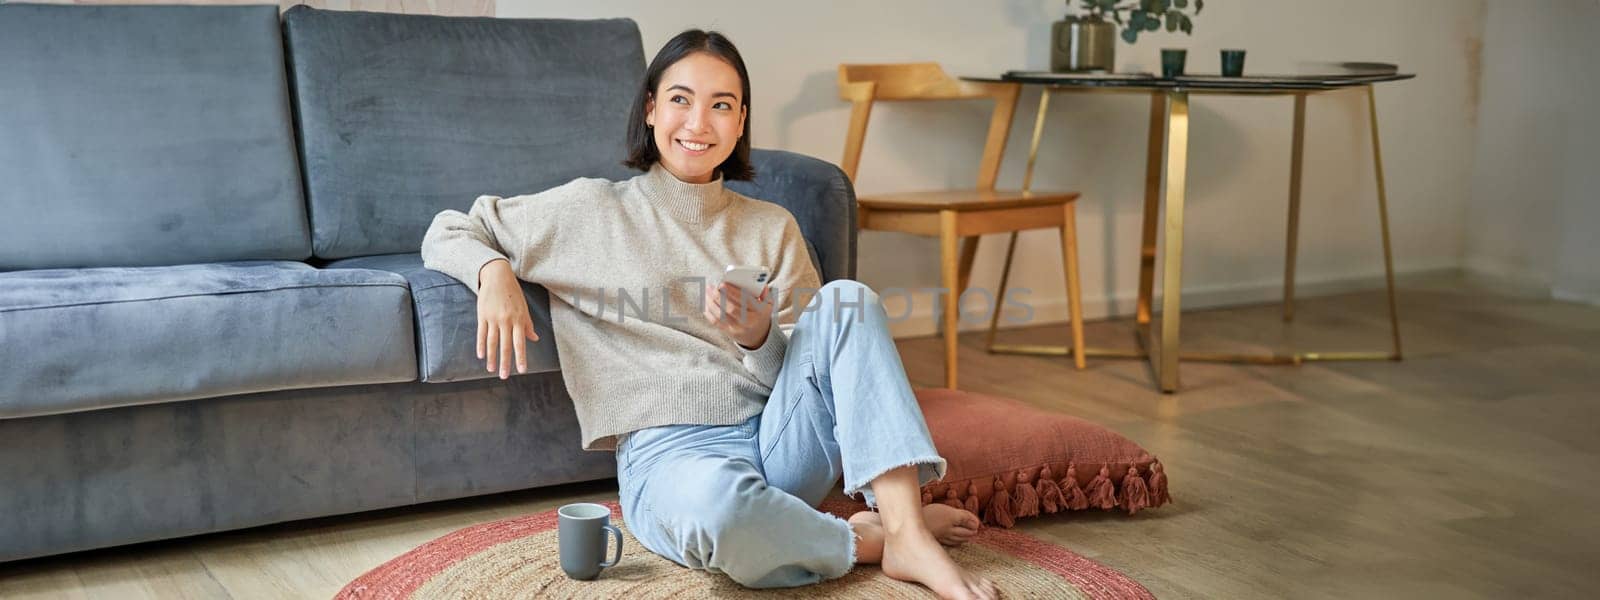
[727,149,857,282]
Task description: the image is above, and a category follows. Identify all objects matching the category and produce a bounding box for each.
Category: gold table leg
[985,231,1020,351]
[985,87,1125,364]
[987,86,1402,392]
[1136,91,1166,328]
[1367,85,1404,360]
[1152,90,1190,393]
[985,88,1047,352]
[1283,93,1307,322]
[1022,89,1052,193]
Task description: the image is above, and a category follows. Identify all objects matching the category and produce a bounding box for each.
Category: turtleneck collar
[638,162,732,223]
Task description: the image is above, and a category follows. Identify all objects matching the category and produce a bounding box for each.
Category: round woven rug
[336,499,1153,599]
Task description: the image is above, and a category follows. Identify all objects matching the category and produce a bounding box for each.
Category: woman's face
[645,52,746,184]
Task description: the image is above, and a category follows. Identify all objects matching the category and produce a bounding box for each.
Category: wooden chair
[838,63,1085,389]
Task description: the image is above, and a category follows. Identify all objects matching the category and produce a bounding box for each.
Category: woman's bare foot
[851,505,980,547]
[857,466,996,599]
[848,508,994,599]
[848,511,886,564]
[881,524,997,600]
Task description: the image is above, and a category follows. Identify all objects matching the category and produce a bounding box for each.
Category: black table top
[966,71,1415,92]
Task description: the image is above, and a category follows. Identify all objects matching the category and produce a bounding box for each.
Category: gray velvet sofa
[0,4,855,562]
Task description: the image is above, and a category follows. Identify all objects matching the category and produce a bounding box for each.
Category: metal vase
[1051,16,1115,73]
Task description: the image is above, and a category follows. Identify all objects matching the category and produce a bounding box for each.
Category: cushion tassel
[984,475,1015,528]
[1036,465,1065,514]
[942,487,965,510]
[1087,466,1117,510]
[1012,469,1040,518]
[1147,461,1171,507]
[964,482,982,516]
[1063,464,1090,510]
[1118,466,1150,515]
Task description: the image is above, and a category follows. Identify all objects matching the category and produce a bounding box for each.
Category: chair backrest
[836,63,1021,191]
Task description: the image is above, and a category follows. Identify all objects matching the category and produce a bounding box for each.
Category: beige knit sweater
[421,164,822,450]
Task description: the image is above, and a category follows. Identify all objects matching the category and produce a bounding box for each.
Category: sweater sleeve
[739,215,824,388]
[421,183,585,293]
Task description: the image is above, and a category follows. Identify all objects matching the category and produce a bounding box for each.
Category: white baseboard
[1460,258,1552,294]
[1459,260,1600,306]
[1552,285,1600,306]
[881,264,1457,339]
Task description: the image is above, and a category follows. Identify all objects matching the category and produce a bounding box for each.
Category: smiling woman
[623,30,754,183]
[421,29,997,599]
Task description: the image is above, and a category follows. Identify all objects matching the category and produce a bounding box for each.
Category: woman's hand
[477,259,540,379]
[703,281,774,349]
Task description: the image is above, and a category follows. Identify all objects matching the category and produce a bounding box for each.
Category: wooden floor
[4,273,1599,599]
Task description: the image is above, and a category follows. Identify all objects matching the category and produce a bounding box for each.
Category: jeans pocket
[616,434,635,479]
[736,416,760,440]
[760,372,817,459]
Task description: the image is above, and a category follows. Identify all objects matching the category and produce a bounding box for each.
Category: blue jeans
[615,280,947,588]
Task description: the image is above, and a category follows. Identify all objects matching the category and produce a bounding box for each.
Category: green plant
[1072,0,1204,44]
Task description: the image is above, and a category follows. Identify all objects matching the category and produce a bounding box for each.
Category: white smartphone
[721,264,771,297]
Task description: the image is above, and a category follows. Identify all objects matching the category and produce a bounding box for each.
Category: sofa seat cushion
[0,262,417,419]
[324,254,559,383]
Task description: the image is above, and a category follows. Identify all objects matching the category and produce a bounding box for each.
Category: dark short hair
[622,30,755,181]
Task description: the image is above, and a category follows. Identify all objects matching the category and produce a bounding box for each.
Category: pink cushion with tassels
[913,388,1171,528]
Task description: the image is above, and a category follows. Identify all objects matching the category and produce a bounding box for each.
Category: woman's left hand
[703,281,774,349]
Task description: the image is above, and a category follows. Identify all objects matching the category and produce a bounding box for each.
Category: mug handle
[599,524,624,569]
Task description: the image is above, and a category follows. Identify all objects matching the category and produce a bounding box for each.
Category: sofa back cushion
[0,4,311,271]
[282,7,646,259]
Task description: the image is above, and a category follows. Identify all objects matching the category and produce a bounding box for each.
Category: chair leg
[939,210,961,389]
[1060,204,1086,369]
[956,236,980,299]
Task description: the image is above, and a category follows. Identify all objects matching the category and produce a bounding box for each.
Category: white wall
[1467,0,1600,304]
[500,0,1487,334]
